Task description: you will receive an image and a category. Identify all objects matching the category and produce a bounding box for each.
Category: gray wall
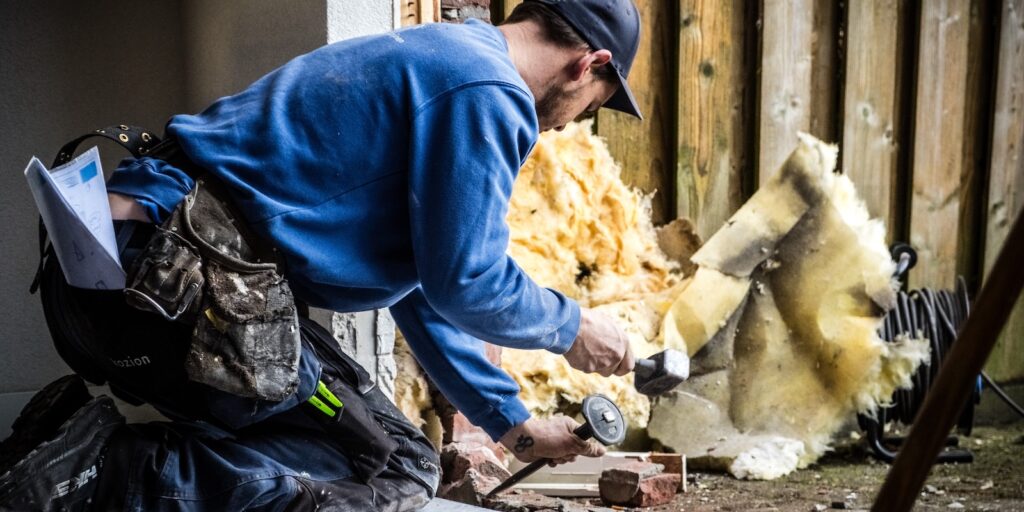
[0,0,397,431]
[0,2,188,397]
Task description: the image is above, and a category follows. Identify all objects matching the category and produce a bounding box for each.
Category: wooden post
[983,0,1024,382]
[596,0,676,224]
[872,210,1024,512]
[906,0,983,289]
[675,0,753,239]
[400,0,439,26]
[757,0,840,183]
[841,0,908,238]
[495,0,523,23]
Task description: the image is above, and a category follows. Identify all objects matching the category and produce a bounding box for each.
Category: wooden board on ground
[509,452,686,497]
[983,0,1024,382]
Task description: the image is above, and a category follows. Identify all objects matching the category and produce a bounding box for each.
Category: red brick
[441,442,511,484]
[438,468,501,507]
[599,461,681,508]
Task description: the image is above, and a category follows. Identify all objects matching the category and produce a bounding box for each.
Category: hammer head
[634,349,690,396]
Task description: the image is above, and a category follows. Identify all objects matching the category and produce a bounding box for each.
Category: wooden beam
[499,0,523,23]
[840,0,906,237]
[872,210,1024,512]
[400,0,438,26]
[676,0,750,239]
[757,0,840,183]
[596,0,675,224]
[983,0,1024,382]
[906,0,983,289]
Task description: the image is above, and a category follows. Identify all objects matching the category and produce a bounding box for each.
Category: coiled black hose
[859,244,1024,463]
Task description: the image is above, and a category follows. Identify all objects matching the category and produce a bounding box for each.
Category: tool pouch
[301,320,398,481]
[124,178,301,401]
[320,371,398,480]
[123,229,204,323]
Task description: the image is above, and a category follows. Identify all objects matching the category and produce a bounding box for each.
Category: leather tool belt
[125,138,301,402]
[35,126,301,402]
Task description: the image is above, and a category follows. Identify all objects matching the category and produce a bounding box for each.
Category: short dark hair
[503,2,617,81]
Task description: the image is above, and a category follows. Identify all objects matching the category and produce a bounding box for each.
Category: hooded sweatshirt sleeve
[390,287,530,440]
[405,82,581,354]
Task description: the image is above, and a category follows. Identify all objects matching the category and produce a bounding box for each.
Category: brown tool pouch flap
[124,228,204,322]
[125,179,301,402]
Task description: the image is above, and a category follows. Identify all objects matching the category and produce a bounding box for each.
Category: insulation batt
[501,121,682,429]
[650,133,928,479]
[391,123,925,481]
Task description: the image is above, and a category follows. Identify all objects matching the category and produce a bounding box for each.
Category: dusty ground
[557,422,1024,512]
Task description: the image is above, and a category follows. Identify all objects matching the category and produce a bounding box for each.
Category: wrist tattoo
[513,435,535,453]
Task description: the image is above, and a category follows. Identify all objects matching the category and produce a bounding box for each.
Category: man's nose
[555,125,566,132]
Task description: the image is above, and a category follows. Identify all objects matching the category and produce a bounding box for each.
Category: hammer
[633,349,690,396]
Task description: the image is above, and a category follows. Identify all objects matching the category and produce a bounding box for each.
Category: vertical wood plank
[422,0,439,24]
[501,0,523,22]
[596,0,675,224]
[676,0,749,238]
[757,0,839,182]
[984,0,1024,382]
[809,1,841,143]
[907,0,981,289]
[401,0,417,26]
[841,0,904,235]
[400,0,439,26]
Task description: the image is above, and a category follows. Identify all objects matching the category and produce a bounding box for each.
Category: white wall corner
[326,0,398,44]
[330,310,397,399]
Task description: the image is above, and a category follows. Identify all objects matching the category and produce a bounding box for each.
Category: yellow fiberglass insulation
[390,123,925,481]
[500,121,682,429]
[649,133,928,479]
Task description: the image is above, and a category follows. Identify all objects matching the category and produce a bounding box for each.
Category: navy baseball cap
[527,0,643,119]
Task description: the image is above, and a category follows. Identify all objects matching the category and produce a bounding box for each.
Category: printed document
[24,147,125,289]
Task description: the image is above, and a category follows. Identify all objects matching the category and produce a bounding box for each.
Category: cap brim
[602,71,643,120]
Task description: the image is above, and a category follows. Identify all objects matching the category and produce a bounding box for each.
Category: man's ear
[569,49,613,82]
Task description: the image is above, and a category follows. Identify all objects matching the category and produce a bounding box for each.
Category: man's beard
[535,82,582,131]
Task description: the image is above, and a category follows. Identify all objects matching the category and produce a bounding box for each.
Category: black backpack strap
[30,124,163,294]
[52,124,161,167]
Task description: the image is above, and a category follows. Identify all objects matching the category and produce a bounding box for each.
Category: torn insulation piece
[649,133,927,479]
[391,124,925,481]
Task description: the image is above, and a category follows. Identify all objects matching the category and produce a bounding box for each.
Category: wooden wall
[492,0,1024,382]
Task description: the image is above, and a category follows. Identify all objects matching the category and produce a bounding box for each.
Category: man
[0,0,642,509]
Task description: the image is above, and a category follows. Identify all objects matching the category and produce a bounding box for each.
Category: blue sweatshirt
[106,20,581,440]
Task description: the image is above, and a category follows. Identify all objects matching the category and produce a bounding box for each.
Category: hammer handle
[634,357,656,378]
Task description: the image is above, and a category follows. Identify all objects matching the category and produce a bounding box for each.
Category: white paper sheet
[24,147,126,289]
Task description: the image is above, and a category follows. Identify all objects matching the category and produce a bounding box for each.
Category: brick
[438,468,502,507]
[648,452,684,476]
[441,442,511,484]
[647,452,686,491]
[599,461,681,508]
[440,0,490,9]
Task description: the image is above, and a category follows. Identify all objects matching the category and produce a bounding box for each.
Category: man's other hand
[563,308,634,376]
[499,416,605,464]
